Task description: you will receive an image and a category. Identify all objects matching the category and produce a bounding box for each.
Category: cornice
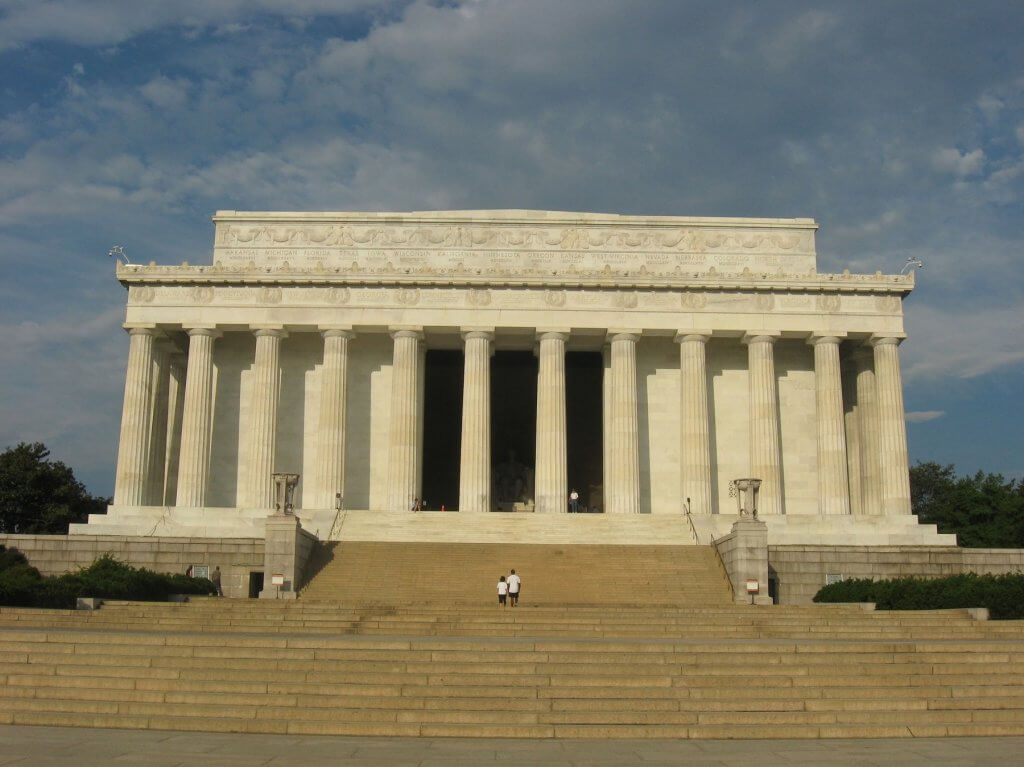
[116,263,915,295]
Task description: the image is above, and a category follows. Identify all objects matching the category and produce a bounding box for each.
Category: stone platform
[72,506,954,547]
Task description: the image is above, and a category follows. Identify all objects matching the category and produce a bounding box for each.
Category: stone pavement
[0,726,1021,766]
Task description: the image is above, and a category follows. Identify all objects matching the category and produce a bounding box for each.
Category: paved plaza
[0,725,1019,766]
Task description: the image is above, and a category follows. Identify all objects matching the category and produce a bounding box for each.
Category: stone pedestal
[716,517,773,606]
[259,514,303,600]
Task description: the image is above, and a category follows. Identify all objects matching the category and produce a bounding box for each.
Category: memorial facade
[75,210,952,546]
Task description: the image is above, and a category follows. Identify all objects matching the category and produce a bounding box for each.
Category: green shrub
[0,548,214,609]
[813,572,1024,619]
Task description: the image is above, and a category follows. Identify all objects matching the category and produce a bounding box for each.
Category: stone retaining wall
[770,545,1024,604]
[0,534,264,599]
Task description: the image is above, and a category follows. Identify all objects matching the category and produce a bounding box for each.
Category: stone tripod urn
[730,478,762,518]
[272,473,300,515]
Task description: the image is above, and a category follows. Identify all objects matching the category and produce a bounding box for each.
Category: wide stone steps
[3,617,1024,738]
[299,541,733,605]
[2,601,1014,640]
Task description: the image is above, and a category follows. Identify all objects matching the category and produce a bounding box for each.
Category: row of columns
[113,325,912,516]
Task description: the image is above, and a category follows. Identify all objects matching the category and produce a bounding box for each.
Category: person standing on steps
[497,575,508,608]
[569,488,579,513]
[507,569,521,607]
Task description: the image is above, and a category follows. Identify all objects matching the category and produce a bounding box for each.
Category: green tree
[910,461,1024,548]
[0,442,108,534]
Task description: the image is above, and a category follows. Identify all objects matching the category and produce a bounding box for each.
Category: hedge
[813,572,1024,619]
[0,546,215,609]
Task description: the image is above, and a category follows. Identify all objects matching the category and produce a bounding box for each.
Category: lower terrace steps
[3,599,1024,738]
[299,542,733,606]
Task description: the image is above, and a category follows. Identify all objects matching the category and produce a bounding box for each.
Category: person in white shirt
[507,569,521,607]
[569,489,579,513]
[497,576,508,607]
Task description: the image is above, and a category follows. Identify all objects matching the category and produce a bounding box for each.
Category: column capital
[389,326,424,340]
[675,330,713,344]
[869,334,906,347]
[124,324,157,336]
[461,328,495,341]
[807,332,846,347]
[606,329,643,343]
[321,327,355,340]
[536,329,570,342]
[252,326,288,339]
[742,331,781,345]
[183,326,222,338]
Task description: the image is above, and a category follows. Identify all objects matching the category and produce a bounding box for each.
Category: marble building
[73,210,953,546]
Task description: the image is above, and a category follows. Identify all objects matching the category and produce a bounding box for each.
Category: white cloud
[903,304,1024,381]
[140,76,190,111]
[931,147,986,178]
[905,411,946,423]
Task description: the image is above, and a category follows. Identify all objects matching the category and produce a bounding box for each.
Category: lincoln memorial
[74,210,952,548]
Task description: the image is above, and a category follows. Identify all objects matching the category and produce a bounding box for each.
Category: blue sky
[1,1,1022,495]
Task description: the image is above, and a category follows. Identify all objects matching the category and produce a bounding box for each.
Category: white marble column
[854,346,882,515]
[744,333,783,515]
[871,335,912,515]
[176,327,220,508]
[676,331,713,514]
[386,329,423,511]
[459,330,493,512]
[810,335,851,515]
[841,353,862,516]
[145,345,171,506]
[534,331,568,513]
[243,327,286,508]
[601,344,611,510]
[606,331,641,514]
[162,356,186,506]
[313,328,353,509]
[113,326,156,506]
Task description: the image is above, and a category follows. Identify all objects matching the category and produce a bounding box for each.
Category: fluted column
[314,328,354,509]
[176,327,220,508]
[113,326,156,506]
[535,331,568,513]
[871,335,912,515]
[243,327,286,508]
[459,330,493,512]
[744,333,782,515]
[386,329,423,511]
[145,345,171,505]
[163,356,186,506]
[841,353,862,515]
[606,331,641,514]
[676,331,713,514]
[601,344,611,510]
[810,335,851,515]
[854,346,881,515]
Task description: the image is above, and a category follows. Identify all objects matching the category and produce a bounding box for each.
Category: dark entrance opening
[491,351,538,510]
[422,349,463,511]
[566,352,604,511]
[248,571,264,599]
